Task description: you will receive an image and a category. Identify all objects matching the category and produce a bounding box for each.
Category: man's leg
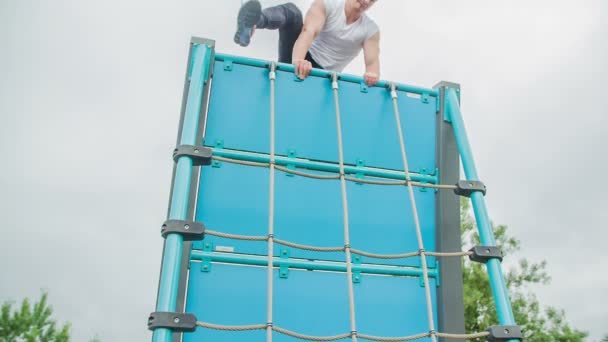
[259,3,303,64]
[235,2,303,64]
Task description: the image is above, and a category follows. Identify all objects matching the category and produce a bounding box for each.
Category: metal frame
[152,36,520,341]
[153,37,215,342]
[434,81,465,341]
[444,86,518,342]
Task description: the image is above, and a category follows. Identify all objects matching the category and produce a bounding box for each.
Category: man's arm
[292,0,326,79]
[363,31,380,86]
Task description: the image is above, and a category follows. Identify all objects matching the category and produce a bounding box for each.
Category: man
[234,0,380,86]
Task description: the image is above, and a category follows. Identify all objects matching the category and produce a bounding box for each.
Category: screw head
[174,317,180,323]
[184,224,190,230]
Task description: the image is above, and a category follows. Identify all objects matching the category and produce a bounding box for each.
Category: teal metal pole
[190,250,438,279]
[153,43,211,342]
[445,88,517,333]
[211,148,439,184]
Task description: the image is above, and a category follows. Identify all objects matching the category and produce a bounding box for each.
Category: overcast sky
[1,0,607,341]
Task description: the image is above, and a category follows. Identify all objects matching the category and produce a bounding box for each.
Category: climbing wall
[150,37,532,342]
[184,39,445,341]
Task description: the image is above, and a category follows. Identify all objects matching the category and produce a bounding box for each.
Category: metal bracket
[211,139,223,168]
[161,220,205,241]
[147,312,197,333]
[173,145,213,166]
[469,246,503,263]
[279,249,290,278]
[360,81,368,93]
[355,159,365,185]
[352,254,362,283]
[418,167,429,192]
[421,93,430,104]
[454,180,486,197]
[285,149,297,177]
[223,59,233,71]
[201,242,213,272]
[486,325,523,341]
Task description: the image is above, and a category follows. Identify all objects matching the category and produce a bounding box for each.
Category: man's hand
[294,59,313,80]
[364,72,379,86]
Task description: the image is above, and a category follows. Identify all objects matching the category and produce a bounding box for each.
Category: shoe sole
[234,1,262,47]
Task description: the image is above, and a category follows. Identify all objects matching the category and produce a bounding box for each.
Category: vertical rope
[390,83,437,342]
[266,62,277,342]
[332,73,358,342]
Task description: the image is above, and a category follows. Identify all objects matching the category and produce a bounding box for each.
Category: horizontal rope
[358,332,430,341]
[274,238,345,252]
[435,331,490,339]
[274,326,352,341]
[196,322,489,342]
[275,165,341,180]
[213,155,269,168]
[210,156,456,190]
[344,176,407,186]
[426,251,473,257]
[350,248,419,260]
[205,229,267,241]
[195,321,266,331]
[205,230,469,259]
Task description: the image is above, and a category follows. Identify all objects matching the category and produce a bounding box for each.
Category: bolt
[194,149,199,153]
[174,317,180,323]
[504,329,510,334]
[184,224,190,230]
[203,265,208,270]
[485,249,491,254]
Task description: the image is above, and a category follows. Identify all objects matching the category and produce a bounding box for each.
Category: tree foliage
[0,292,70,342]
[461,198,588,341]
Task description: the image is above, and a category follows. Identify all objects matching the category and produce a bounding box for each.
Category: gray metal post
[434,81,465,341]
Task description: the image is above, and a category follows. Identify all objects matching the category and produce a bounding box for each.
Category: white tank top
[308,0,379,72]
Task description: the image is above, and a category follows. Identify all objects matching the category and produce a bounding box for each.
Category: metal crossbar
[211,155,456,190]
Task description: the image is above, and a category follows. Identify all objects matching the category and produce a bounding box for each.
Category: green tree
[0,292,70,342]
[601,334,608,342]
[461,199,587,342]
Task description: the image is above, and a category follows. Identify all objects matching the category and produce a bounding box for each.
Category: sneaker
[234,0,262,47]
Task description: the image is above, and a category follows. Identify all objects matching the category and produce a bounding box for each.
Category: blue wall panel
[185,263,436,342]
[187,59,440,341]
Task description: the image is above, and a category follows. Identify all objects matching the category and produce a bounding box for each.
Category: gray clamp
[173,145,213,166]
[161,220,205,241]
[486,325,522,341]
[148,312,197,333]
[455,180,486,197]
[469,246,503,263]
